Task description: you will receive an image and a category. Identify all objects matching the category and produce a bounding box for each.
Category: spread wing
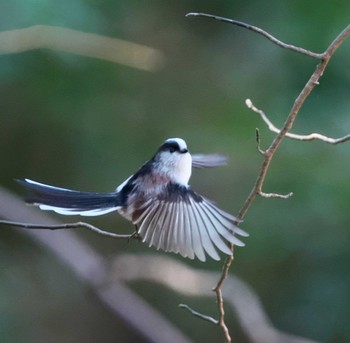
[133,184,248,262]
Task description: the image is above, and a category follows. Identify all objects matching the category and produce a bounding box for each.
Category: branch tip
[185,12,200,18]
[179,304,219,325]
[245,98,253,109]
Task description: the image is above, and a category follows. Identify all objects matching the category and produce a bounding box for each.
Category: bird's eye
[169,147,175,153]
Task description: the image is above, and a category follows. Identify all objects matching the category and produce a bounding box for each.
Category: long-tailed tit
[17,138,248,261]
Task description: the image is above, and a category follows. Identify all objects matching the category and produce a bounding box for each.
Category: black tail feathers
[16,179,121,215]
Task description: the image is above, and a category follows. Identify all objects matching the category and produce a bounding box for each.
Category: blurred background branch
[112,253,320,343]
[0,25,165,71]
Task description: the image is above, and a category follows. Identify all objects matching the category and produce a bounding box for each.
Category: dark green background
[1,1,349,342]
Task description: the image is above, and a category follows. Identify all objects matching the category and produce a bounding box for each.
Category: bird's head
[154,138,192,186]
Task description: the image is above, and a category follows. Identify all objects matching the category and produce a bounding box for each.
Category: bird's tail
[17,179,121,216]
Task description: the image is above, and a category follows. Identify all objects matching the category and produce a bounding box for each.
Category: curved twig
[186,12,324,59]
[247,99,350,144]
[178,304,219,325]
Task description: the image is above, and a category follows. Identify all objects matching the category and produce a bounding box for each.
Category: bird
[17,138,248,261]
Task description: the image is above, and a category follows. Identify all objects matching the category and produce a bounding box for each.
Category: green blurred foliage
[1,0,350,342]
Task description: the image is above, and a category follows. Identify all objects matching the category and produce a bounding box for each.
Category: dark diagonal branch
[186,13,350,343]
[219,23,349,343]
[238,21,350,218]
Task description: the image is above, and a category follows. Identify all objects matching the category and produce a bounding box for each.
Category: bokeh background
[1,1,350,342]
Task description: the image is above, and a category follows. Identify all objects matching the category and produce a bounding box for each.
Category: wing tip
[234,227,249,237]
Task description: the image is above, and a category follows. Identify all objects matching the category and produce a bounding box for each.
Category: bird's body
[18,138,248,261]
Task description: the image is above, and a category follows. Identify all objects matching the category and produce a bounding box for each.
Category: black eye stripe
[159,141,188,154]
[161,142,180,153]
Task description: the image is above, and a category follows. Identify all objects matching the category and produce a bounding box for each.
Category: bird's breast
[171,153,192,186]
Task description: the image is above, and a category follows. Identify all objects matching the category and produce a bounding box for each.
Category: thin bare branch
[179,304,219,325]
[212,253,234,343]
[186,12,324,59]
[0,219,134,239]
[247,99,350,144]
